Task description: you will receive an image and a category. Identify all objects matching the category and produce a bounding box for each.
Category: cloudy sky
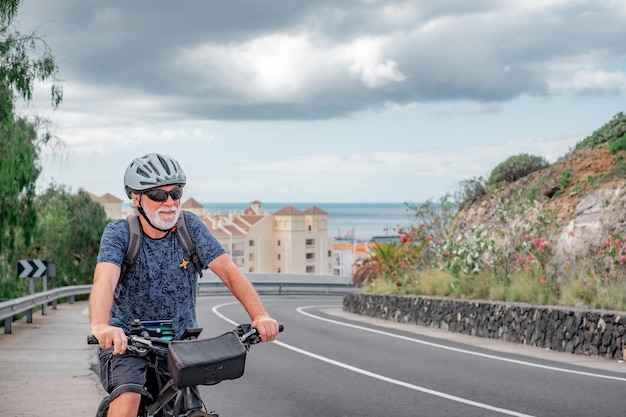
[12,0,626,203]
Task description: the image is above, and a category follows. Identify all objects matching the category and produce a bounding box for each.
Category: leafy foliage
[351,257,378,286]
[0,0,64,301]
[0,117,39,255]
[353,197,458,289]
[0,0,20,20]
[1,0,63,260]
[0,186,108,300]
[32,185,108,287]
[356,181,626,310]
[455,176,487,208]
[0,3,63,110]
[405,193,457,237]
[487,153,549,186]
[575,112,626,151]
[608,132,626,154]
[354,112,626,310]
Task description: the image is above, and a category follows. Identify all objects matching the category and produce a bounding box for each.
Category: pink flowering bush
[356,195,626,310]
[590,234,626,281]
[396,223,444,270]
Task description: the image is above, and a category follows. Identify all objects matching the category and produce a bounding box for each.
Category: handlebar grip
[88,324,283,345]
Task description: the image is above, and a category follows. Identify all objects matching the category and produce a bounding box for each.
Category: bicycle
[88,319,283,417]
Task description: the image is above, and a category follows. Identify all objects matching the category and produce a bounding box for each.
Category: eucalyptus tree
[34,186,108,288]
[0,0,63,297]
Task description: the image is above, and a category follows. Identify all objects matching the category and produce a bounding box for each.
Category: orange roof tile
[199,218,228,237]
[333,242,370,253]
[87,191,122,203]
[181,198,204,209]
[209,229,229,238]
[240,214,264,225]
[224,225,245,236]
[303,206,328,215]
[231,218,251,230]
[273,205,304,216]
[100,193,123,203]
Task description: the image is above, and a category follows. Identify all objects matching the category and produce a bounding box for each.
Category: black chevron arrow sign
[18,259,48,278]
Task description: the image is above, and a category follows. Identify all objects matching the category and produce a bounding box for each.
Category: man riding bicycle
[89,153,279,417]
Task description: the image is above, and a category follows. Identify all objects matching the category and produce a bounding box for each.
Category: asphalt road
[196,294,626,417]
[1,294,625,416]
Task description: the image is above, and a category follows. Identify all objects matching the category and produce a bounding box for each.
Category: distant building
[90,194,338,275]
[332,242,371,276]
[88,192,124,220]
[370,235,401,244]
[271,205,335,275]
[180,197,206,216]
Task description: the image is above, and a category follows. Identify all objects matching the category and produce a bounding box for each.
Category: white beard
[146,205,179,230]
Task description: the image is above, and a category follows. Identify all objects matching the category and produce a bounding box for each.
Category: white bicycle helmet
[124,153,186,198]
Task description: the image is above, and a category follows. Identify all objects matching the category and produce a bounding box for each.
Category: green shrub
[456,176,487,207]
[560,168,572,189]
[608,133,626,154]
[419,269,455,296]
[575,112,626,151]
[487,153,549,186]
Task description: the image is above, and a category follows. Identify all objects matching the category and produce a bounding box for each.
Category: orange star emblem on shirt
[179,258,189,269]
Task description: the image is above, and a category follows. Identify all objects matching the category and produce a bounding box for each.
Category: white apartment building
[182,200,335,275]
[90,194,341,275]
[332,242,371,276]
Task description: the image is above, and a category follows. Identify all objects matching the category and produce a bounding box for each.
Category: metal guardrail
[198,281,359,295]
[0,276,359,334]
[0,285,92,334]
[199,272,358,295]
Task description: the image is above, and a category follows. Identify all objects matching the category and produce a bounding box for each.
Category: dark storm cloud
[15,0,626,121]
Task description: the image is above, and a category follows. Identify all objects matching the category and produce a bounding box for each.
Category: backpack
[121,212,204,278]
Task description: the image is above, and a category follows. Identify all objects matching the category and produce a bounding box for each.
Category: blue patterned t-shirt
[96,210,225,339]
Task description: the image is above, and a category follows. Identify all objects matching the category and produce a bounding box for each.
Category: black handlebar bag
[167,331,247,389]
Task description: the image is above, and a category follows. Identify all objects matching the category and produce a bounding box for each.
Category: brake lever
[239,327,260,344]
[238,323,284,344]
[128,335,153,356]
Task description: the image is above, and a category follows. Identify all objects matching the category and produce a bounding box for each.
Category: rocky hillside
[450,143,626,265]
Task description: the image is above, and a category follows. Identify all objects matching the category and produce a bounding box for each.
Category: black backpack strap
[175,212,204,277]
[122,213,143,277]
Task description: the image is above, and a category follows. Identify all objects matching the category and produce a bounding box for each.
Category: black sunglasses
[143,187,184,202]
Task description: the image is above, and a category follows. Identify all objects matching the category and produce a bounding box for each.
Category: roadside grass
[365,260,626,311]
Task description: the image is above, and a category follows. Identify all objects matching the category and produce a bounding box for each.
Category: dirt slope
[451,144,626,263]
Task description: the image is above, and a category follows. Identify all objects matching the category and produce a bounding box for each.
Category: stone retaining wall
[343,293,626,360]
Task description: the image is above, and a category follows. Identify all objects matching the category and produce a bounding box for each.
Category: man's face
[134,184,182,230]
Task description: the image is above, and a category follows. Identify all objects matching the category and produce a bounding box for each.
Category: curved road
[197,294,626,417]
[1,294,624,416]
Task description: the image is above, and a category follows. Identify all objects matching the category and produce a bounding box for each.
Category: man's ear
[131,192,141,206]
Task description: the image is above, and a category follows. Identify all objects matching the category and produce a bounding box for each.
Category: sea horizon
[121,200,421,241]
[201,201,417,241]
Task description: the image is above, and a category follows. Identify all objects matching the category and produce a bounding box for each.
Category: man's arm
[208,253,279,341]
[89,262,128,354]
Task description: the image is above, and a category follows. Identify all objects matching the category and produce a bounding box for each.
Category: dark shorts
[98,348,169,402]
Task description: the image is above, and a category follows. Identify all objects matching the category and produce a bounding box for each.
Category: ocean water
[201,202,417,241]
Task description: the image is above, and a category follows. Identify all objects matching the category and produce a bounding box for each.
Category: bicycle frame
[90,322,278,417]
[94,342,218,417]
[146,382,215,417]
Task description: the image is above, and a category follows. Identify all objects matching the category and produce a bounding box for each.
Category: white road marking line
[298,305,626,382]
[212,302,536,417]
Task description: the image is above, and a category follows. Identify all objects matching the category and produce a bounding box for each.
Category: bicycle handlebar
[87,323,284,354]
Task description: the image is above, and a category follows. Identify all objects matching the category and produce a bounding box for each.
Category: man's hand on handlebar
[251,315,280,342]
[90,324,128,354]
